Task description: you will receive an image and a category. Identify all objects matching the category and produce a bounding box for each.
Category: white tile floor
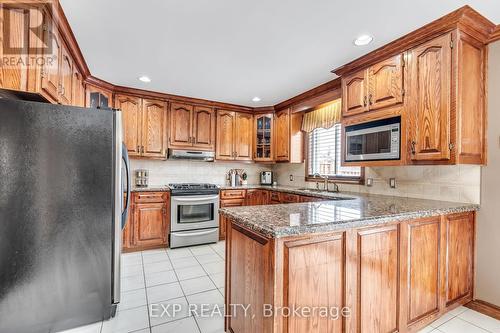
[56,241,500,333]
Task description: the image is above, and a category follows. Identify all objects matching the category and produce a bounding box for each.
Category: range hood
[168,149,215,162]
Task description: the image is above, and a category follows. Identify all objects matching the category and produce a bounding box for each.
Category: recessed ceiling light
[354,35,373,46]
[252,97,261,102]
[138,75,151,83]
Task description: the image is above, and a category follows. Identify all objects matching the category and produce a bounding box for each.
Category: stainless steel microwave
[345,117,401,162]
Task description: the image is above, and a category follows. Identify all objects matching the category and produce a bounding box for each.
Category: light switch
[289,175,294,181]
[366,178,373,187]
[389,178,396,189]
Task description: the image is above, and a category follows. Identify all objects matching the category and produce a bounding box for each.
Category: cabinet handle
[363,95,368,107]
[410,141,416,155]
[188,137,191,143]
[137,145,140,152]
[141,146,145,153]
[369,94,373,105]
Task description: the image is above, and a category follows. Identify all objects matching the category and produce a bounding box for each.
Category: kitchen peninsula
[220,192,478,333]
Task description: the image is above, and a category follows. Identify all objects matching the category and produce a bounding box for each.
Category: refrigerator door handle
[121,143,131,230]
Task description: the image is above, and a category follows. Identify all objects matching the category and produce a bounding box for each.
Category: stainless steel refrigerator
[0,97,130,333]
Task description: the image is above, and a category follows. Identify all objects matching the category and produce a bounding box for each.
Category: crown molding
[490,25,500,43]
[332,5,495,76]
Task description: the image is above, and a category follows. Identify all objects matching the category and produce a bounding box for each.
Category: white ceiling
[59,0,499,107]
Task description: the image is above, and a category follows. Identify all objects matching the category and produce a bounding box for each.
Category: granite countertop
[219,192,479,238]
[131,185,171,192]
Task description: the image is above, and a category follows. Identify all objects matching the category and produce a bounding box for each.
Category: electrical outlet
[289,174,294,181]
[366,178,373,187]
[389,178,396,189]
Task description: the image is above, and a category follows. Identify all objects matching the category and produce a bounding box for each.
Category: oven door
[345,120,400,162]
[171,195,219,232]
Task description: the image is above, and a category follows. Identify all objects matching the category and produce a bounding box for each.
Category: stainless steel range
[169,183,220,248]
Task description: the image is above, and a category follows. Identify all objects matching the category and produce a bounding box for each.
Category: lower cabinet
[245,189,269,206]
[122,191,170,252]
[226,211,475,333]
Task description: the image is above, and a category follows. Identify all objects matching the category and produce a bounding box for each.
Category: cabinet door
[235,112,254,161]
[219,214,227,240]
[342,69,369,116]
[142,99,167,158]
[275,109,290,162]
[444,212,474,307]
[284,234,345,333]
[254,114,272,161]
[409,33,452,161]
[72,70,85,107]
[115,94,142,157]
[368,54,404,111]
[216,110,235,160]
[40,27,61,103]
[58,43,73,105]
[133,202,168,248]
[169,102,193,148]
[401,218,441,326]
[192,106,216,150]
[245,190,268,206]
[346,225,400,333]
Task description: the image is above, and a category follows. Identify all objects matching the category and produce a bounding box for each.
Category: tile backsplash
[131,159,481,204]
[273,163,481,204]
[130,159,272,186]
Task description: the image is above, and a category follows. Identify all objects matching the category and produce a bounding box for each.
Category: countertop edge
[220,204,479,239]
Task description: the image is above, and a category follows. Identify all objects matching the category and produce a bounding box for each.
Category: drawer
[279,192,300,203]
[221,189,246,200]
[269,191,280,202]
[221,199,245,207]
[134,191,169,203]
[300,195,322,203]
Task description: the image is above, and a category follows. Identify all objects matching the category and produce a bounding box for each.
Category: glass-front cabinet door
[254,114,274,161]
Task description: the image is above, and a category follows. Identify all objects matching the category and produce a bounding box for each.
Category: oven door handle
[172,195,220,202]
[173,229,219,237]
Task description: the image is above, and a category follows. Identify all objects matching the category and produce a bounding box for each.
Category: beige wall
[476,41,500,306]
[273,163,481,204]
[130,159,272,186]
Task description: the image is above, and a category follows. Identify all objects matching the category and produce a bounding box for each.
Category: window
[307,124,362,182]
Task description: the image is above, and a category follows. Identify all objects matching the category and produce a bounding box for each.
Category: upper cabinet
[342,54,404,117]
[341,27,488,166]
[115,94,167,159]
[275,108,304,163]
[216,111,253,161]
[169,103,215,151]
[407,31,486,165]
[254,114,274,162]
[408,34,452,162]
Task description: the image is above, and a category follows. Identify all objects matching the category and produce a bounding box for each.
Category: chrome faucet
[313,173,328,191]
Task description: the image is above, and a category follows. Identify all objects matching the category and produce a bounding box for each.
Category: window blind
[307,124,361,178]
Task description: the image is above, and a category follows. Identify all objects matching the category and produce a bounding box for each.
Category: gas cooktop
[168,183,220,196]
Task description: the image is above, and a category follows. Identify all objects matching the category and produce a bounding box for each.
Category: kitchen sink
[297,188,355,200]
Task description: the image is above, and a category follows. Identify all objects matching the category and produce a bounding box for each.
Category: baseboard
[465,299,500,320]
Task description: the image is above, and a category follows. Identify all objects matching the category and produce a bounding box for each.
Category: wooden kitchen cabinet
[115,95,167,159]
[342,69,369,117]
[192,106,216,150]
[245,189,269,206]
[142,99,168,158]
[226,212,476,333]
[443,212,474,308]
[342,54,404,117]
[345,224,400,333]
[72,70,85,107]
[115,94,142,157]
[123,191,170,252]
[275,108,304,163]
[408,33,452,162]
[58,43,73,105]
[269,191,281,204]
[254,114,274,162]
[279,192,300,203]
[408,31,486,165]
[169,102,215,151]
[219,189,248,240]
[216,111,253,161]
[169,103,193,148]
